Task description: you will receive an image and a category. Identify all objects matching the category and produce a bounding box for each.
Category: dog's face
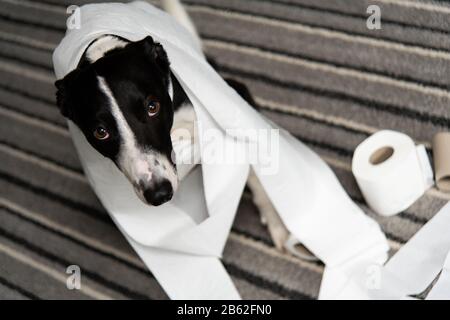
[55,36,178,206]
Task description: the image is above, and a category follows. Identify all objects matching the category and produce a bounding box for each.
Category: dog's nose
[143,179,173,206]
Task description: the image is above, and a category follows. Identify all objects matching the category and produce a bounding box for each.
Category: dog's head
[55,36,178,206]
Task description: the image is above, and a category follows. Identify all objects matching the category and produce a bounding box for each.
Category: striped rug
[0,0,449,299]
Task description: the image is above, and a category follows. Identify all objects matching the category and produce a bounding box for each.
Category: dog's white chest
[171,104,200,180]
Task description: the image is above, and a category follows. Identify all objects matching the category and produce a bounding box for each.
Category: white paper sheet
[320,202,450,300]
[426,251,450,300]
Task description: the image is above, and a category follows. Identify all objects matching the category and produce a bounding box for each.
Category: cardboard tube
[433,132,450,192]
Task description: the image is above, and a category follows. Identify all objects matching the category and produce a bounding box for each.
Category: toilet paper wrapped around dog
[53,1,388,299]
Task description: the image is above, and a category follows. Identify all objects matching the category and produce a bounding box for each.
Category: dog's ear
[54,68,81,119]
[141,36,170,75]
[55,78,71,119]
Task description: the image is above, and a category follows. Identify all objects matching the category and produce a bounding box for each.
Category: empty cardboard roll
[433,132,450,192]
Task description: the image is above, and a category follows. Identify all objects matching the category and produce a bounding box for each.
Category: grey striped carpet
[0,0,450,300]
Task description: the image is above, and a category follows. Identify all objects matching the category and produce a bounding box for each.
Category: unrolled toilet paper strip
[126,235,241,300]
[433,132,450,193]
[54,2,389,299]
[69,121,244,299]
[319,202,450,300]
[352,130,434,217]
[426,251,450,300]
[384,201,450,298]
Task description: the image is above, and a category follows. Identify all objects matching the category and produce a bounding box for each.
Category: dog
[55,0,289,250]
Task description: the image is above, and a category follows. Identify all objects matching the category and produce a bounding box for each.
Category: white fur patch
[97,76,178,197]
[86,35,128,63]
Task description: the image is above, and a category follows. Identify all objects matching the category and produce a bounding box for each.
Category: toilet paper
[352,130,434,216]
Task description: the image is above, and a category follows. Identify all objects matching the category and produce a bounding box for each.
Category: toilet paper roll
[432,132,450,193]
[352,130,433,216]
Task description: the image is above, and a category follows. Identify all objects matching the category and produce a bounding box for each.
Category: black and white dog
[55,0,288,249]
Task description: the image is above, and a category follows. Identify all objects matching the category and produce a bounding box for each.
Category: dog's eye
[93,126,110,140]
[147,100,160,117]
